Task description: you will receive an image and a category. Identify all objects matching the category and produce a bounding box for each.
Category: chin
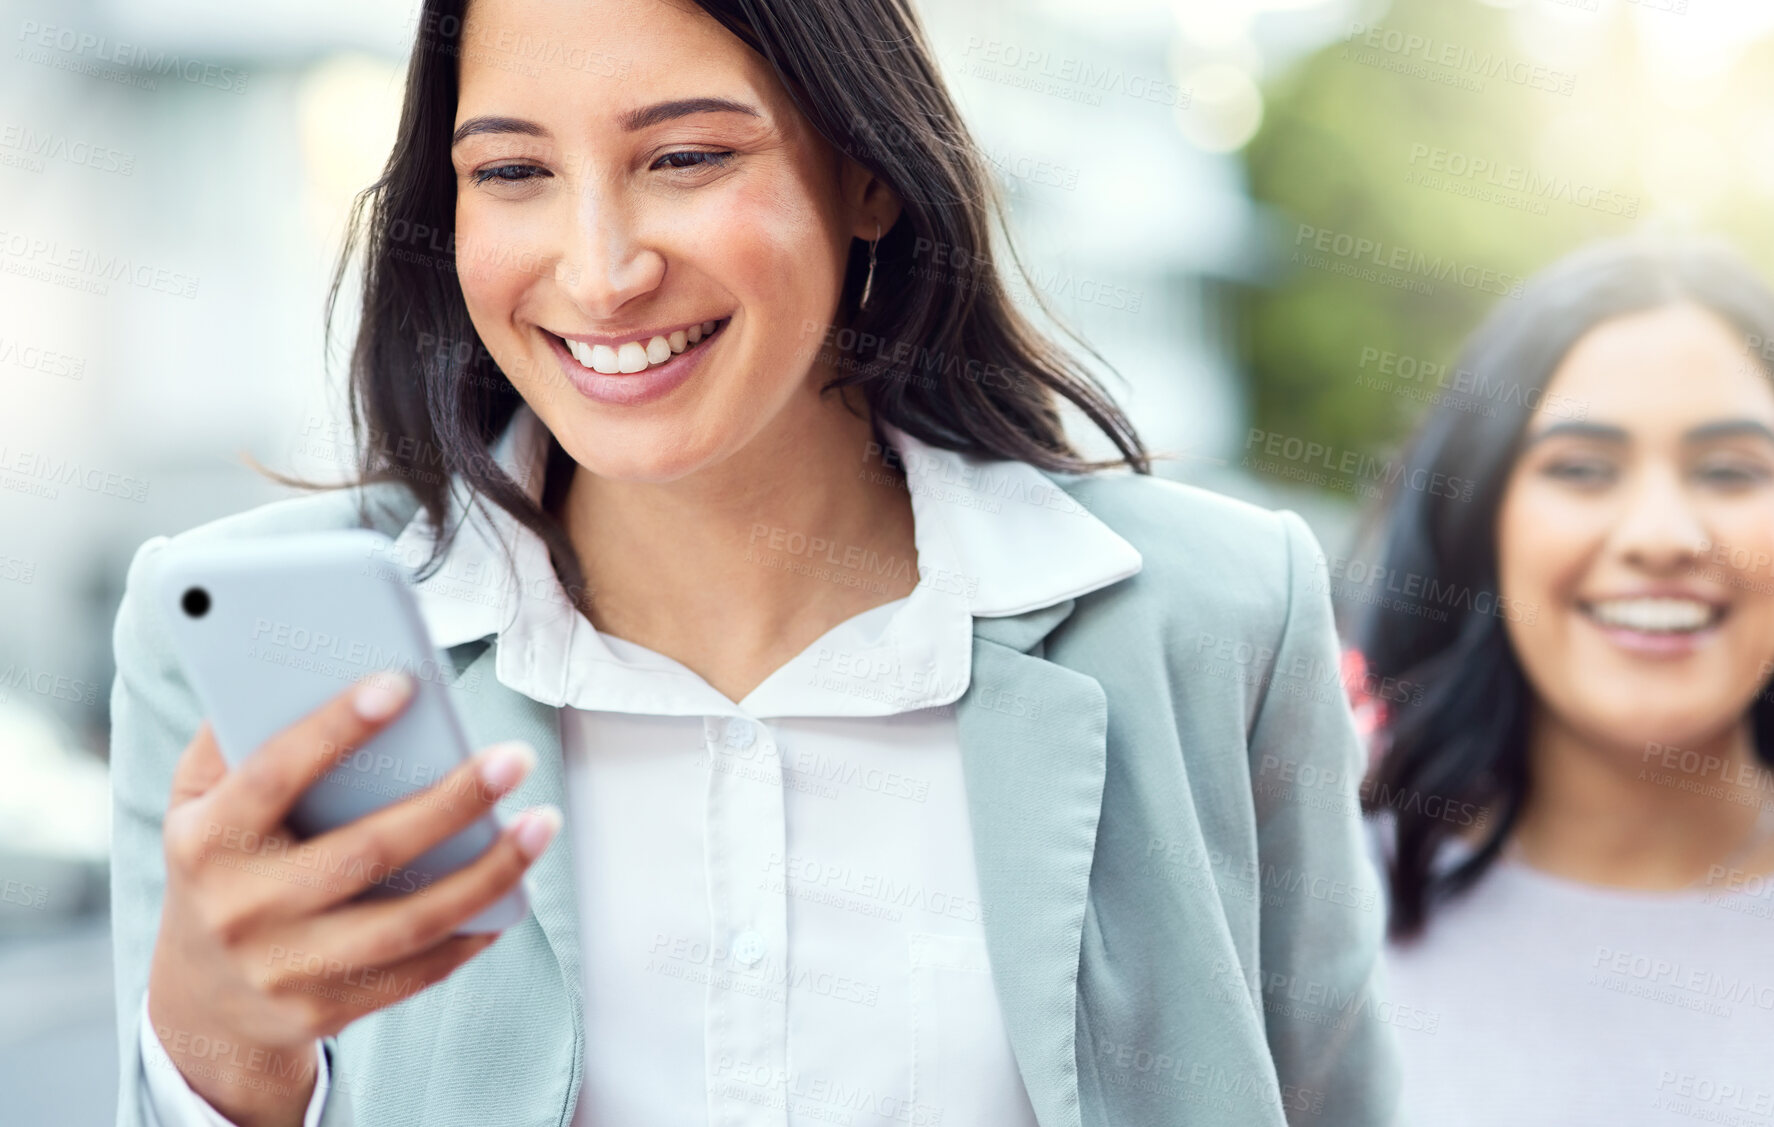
[557,428,723,485]
[1579,702,1743,756]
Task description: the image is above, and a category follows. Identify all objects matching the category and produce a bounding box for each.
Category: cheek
[1494,478,1609,694]
[1707,508,1774,660]
[454,207,530,325]
[695,171,845,323]
[1496,482,1590,613]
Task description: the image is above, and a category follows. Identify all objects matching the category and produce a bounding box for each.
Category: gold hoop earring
[859,222,881,311]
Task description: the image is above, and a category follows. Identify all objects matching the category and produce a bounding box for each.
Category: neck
[1512,705,1768,888]
[556,383,919,701]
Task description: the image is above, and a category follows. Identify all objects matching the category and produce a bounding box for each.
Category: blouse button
[724,718,756,750]
[732,929,766,966]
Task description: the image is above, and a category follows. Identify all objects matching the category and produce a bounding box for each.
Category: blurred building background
[5,0,1774,1120]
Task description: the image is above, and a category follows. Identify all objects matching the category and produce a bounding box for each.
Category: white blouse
[139,405,1143,1127]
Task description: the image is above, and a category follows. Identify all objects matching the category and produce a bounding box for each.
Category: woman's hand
[144,672,559,1127]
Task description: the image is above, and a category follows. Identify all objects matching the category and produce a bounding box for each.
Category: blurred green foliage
[1239,0,1774,465]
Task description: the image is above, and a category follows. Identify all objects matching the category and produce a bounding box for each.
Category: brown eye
[1541,457,1616,487]
[472,164,548,185]
[653,151,734,172]
[1694,459,1771,489]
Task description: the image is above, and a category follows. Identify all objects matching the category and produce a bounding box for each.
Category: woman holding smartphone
[1354,238,1774,1125]
[111,1,1397,1125]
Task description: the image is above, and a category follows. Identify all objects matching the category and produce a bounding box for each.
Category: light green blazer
[110,470,1400,1126]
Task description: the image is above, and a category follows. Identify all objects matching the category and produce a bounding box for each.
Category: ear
[840,158,903,242]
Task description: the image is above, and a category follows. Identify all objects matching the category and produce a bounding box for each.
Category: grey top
[1382,833,1774,1127]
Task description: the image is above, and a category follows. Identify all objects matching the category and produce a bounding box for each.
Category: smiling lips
[557,319,726,374]
[1579,596,1725,635]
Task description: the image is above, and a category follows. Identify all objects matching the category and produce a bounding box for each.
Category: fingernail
[353,672,414,721]
[476,741,536,792]
[513,805,561,861]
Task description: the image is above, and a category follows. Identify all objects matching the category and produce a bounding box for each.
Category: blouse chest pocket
[908,932,1040,1127]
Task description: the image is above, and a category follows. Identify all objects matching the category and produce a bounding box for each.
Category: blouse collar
[386,404,1142,718]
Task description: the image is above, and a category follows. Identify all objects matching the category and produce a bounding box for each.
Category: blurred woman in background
[1354,238,1774,1125]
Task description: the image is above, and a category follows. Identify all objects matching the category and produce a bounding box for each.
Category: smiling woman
[106,1,1399,1126]
[339,0,1150,615]
[1353,237,1774,1126]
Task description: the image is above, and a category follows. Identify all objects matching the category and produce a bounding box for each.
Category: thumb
[168,723,228,807]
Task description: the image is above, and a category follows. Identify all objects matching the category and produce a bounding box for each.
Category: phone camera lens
[181,587,211,618]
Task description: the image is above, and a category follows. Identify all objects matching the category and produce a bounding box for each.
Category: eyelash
[1539,457,1773,489]
[468,150,736,185]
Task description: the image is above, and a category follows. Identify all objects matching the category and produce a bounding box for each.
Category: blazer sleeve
[1247,511,1401,1126]
[110,535,188,1126]
[108,537,347,1126]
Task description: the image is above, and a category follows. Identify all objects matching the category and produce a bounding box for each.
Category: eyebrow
[1522,419,1774,448]
[452,116,549,147]
[618,97,761,133]
[1521,422,1626,448]
[451,98,761,148]
[1684,420,1774,445]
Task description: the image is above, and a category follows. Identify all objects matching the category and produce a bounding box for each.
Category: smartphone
[152,529,527,933]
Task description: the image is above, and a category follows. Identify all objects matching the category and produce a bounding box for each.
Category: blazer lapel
[448,639,583,1008]
[443,607,1108,1127]
[958,601,1107,1127]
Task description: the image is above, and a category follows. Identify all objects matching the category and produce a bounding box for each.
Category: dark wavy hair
[1354,236,1774,941]
[324,0,1149,598]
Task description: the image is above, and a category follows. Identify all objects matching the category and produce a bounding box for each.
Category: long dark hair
[1354,236,1774,940]
[325,0,1149,598]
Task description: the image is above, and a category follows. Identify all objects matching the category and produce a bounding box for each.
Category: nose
[1608,462,1710,575]
[552,182,666,319]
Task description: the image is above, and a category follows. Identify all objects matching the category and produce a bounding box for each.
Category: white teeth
[560,320,722,375]
[1586,597,1716,633]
